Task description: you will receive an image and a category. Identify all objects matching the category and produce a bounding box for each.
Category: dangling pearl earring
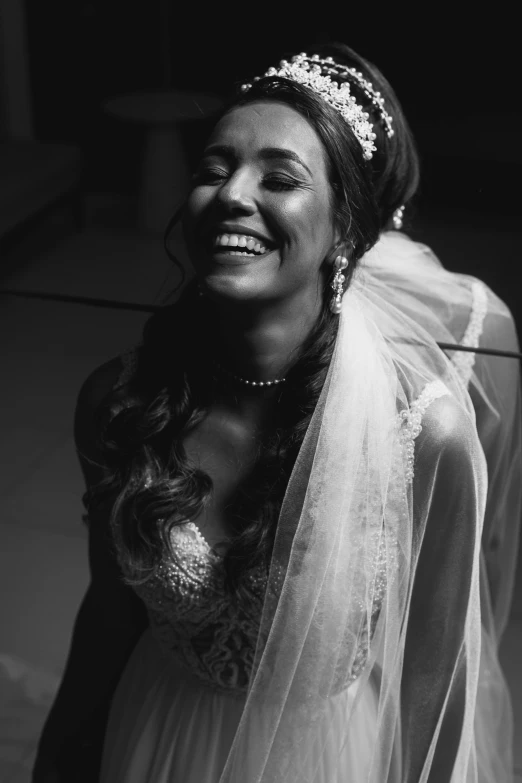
[330,255,349,314]
[392,205,405,230]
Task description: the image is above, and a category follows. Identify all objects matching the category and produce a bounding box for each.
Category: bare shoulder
[74,356,125,486]
[416,392,476,460]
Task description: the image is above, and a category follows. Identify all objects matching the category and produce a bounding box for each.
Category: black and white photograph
[0,3,520,781]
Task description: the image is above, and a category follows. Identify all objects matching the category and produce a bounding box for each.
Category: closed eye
[193,163,302,192]
[193,167,229,184]
[263,176,300,192]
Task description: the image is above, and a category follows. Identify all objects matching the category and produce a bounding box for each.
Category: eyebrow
[203,144,313,177]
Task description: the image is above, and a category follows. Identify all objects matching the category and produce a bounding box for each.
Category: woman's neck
[210,292,322,382]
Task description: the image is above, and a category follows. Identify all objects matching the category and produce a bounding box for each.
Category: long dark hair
[88,43,420,597]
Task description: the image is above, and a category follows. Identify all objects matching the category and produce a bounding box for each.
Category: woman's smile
[205,224,276,265]
[214,234,269,255]
[183,101,339,301]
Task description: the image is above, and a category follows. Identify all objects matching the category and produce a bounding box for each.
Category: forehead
[207,101,328,169]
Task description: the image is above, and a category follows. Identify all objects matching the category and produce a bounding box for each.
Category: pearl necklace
[214,361,286,387]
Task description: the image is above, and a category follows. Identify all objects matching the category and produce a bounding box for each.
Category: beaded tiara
[241,53,394,161]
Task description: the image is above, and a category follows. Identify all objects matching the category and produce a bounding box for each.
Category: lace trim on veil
[451,280,488,387]
[399,379,449,483]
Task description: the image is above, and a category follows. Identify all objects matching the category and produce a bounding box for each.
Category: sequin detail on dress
[131,522,270,694]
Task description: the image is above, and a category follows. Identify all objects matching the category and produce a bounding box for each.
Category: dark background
[26,2,521,215]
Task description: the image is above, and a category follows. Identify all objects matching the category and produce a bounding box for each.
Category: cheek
[279,193,335,252]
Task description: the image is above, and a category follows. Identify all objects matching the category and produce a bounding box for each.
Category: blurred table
[103,89,222,234]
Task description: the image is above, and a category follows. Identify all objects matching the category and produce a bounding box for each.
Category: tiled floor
[1,200,521,781]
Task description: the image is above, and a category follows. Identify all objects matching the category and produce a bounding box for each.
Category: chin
[200,273,264,304]
[196,258,278,304]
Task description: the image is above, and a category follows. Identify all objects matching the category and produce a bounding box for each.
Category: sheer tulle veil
[217,233,520,782]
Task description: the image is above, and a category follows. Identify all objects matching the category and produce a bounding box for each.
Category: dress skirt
[100,629,381,783]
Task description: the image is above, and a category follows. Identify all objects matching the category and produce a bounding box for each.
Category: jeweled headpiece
[241,53,394,161]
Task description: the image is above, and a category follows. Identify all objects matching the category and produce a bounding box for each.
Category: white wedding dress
[99,517,383,781]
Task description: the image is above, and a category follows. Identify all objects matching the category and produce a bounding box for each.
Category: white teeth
[214,233,269,254]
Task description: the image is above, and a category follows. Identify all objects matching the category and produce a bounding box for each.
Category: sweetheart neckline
[177,521,271,585]
[184,521,227,559]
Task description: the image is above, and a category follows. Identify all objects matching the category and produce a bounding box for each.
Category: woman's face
[183,100,341,305]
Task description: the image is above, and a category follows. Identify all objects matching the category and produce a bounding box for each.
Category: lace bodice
[130,517,390,696]
[132,523,268,695]
[114,354,449,695]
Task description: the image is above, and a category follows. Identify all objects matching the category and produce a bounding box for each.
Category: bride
[33,43,520,782]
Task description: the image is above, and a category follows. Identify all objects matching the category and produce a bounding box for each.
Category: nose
[215,169,256,214]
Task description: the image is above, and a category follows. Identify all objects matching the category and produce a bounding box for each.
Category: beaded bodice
[131,523,268,694]
[114,351,449,696]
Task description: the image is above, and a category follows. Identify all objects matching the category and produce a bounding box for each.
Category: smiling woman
[32,44,520,783]
[184,102,347,320]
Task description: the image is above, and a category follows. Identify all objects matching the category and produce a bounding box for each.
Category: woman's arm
[400,395,483,783]
[33,359,148,782]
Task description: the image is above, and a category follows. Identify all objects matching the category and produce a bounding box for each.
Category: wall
[0,0,33,138]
